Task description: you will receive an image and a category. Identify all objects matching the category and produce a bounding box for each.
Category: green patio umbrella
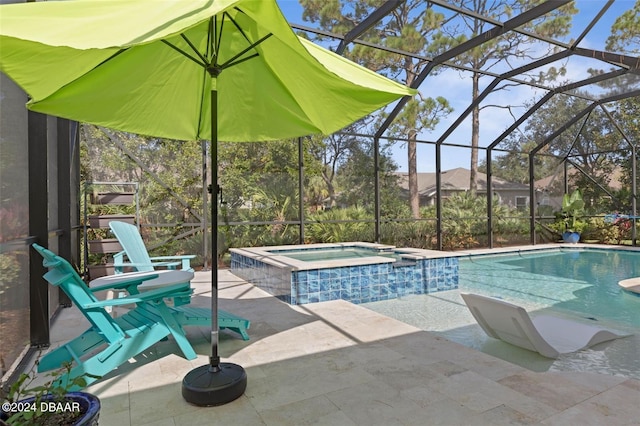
[0,0,416,406]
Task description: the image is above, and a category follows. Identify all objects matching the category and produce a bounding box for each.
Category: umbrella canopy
[0,0,415,142]
[0,0,416,406]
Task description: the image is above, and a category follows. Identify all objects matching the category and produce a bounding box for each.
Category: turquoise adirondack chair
[107,221,251,340]
[32,243,211,390]
[109,221,195,274]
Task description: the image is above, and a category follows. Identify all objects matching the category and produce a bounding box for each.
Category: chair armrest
[149,255,196,260]
[113,251,131,274]
[82,283,192,309]
[113,251,126,263]
[149,255,195,271]
[89,273,160,292]
[113,251,125,274]
[115,260,182,268]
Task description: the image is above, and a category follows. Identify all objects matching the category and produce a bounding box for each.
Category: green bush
[380,219,437,248]
[582,216,632,244]
[305,207,373,243]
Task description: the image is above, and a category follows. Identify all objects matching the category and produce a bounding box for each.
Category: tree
[442,0,577,193]
[305,174,329,211]
[605,0,640,212]
[218,139,310,221]
[611,96,640,200]
[480,88,628,214]
[82,126,204,224]
[605,0,640,54]
[299,0,453,219]
[334,135,403,213]
[483,1,638,211]
[383,96,452,218]
[307,121,368,208]
[479,137,554,186]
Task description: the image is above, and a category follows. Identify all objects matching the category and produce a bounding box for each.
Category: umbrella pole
[182,77,247,407]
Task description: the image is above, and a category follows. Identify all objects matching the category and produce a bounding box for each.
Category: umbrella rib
[214,16,223,63]
[219,33,273,69]
[208,17,215,63]
[97,48,128,66]
[161,39,206,68]
[222,52,260,70]
[227,9,252,46]
[180,34,208,65]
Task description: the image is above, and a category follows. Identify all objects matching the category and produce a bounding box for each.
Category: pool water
[363,248,640,379]
[460,249,640,328]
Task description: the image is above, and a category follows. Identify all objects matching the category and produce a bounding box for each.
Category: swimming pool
[460,249,639,327]
[364,247,640,379]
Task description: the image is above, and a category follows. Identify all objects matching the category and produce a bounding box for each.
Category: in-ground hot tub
[230,242,459,305]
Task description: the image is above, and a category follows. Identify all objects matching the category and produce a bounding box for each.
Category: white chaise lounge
[619,277,640,295]
[460,292,630,359]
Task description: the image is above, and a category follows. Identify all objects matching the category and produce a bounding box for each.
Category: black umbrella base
[182,362,247,406]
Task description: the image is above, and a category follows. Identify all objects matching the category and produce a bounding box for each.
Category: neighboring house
[534,173,564,211]
[395,168,531,210]
[534,166,625,211]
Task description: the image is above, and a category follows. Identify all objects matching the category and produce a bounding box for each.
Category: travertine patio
[44,269,640,425]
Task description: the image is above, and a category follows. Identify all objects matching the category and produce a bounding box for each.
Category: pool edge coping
[230,242,640,271]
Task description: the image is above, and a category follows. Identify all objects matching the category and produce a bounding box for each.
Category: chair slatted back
[109,221,154,272]
[32,244,125,344]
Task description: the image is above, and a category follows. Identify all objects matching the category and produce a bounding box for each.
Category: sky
[275,0,637,173]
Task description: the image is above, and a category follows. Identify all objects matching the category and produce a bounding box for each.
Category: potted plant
[560,189,585,243]
[0,360,100,425]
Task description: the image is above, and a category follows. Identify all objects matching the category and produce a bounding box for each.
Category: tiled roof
[395,167,529,195]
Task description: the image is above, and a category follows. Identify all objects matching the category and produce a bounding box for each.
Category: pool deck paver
[38,268,640,425]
